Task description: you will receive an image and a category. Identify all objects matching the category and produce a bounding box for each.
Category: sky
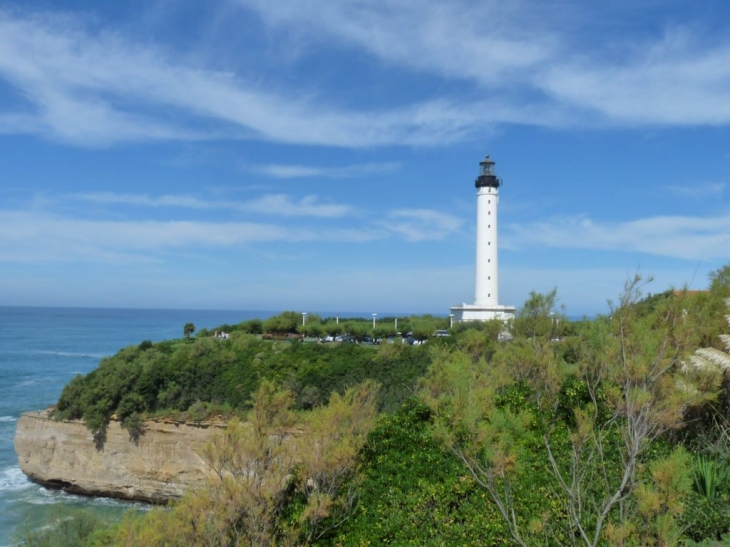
[0,0,729,317]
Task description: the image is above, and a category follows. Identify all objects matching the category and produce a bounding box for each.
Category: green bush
[54,336,433,437]
[13,510,106,547]
[324,398,509,546]
[680,492,730,542]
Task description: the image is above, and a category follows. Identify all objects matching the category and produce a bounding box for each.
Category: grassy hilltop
[17,267,730,547]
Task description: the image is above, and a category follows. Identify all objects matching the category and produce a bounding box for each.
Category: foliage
[512,288,560,339]
[263,311,302,334]
[324,398,510,546]
[420,279,723,546]
[39,265,730,545]
[54,335,431,437]
[291,380,380,543]
[680,491,730,543]
[103,380,379,546]
[13,509,113,547]
[710,265,730,296]
[694,456,729,499]
[183,322,195,339]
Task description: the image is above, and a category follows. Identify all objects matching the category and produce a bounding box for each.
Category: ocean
[0,306,277,546]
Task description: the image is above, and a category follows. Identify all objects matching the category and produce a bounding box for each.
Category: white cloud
[254,162,400,179]
[0,200,469,265]
[241,195,352,217]
[74,192,353,218]
[504,214,730,260]
[238,0,730,128]
[0,10,530,147]
[236,0,556,86]
[0,211,382,263]
[381,209,464,242]
[1,3,730,148]
[667,182,725,200]
[540,34,730,125]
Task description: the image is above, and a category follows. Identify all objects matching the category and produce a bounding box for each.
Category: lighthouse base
[450,303,516,323]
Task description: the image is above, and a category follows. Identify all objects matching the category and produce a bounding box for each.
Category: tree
[374,325,393,340]
[293,380,379,543]
[183,322,195,340]
[200,380,296,546]
[323,321,343,337]
[420,280,722,546]
[346,321,369,342]
[710,265,730,295]
[263,311,300,334]
[512,288,559,340]
[410,321,433,341]
[108,380,379,547]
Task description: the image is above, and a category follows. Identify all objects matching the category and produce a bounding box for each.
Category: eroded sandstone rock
[14,410,223,503]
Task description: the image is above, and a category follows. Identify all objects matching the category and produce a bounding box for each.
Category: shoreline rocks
[14,410,223,503]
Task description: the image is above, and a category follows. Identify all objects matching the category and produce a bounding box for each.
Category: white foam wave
[23,487,70,505]
[34,350,107,359]
[0,466,32,493]
[23,486,146,510]
[0,416,17,423]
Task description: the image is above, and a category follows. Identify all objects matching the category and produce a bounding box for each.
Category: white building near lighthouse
[450,155,515,323]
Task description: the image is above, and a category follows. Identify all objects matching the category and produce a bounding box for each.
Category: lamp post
[302,312,307,326]
[449,313,454,328]
[549,312,555,339]
[372,313,377,330]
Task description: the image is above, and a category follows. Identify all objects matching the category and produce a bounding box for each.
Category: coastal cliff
[14,410,223,503]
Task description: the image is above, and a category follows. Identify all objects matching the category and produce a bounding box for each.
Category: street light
[549,312,556,339]
[372,313,377,330]
[449,313,454,328]
[302,312,307,326]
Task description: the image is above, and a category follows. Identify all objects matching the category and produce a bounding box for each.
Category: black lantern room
[475,155,501,189]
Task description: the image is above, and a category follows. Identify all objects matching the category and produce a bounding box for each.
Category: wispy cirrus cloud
[0,199,468,264]
[3,3,730,149]
[504,214,730,261]
[0,211,382,263]
[666,182,725,200]
[237,0,557,86]
[254,162,400,179]
[380,209,464,242]
[242,194,352,217]
[74,192,353,218]
[0,9,540,147]
[238,0,730,128]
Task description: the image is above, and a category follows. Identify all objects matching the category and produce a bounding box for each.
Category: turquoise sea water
[0,306,274,546]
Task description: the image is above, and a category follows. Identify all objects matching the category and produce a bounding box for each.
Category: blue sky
[1,0,729,316]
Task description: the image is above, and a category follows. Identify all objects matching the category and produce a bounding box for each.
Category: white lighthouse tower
[451,155,515,323]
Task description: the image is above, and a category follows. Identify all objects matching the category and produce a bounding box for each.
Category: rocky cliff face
[14,410,223,503]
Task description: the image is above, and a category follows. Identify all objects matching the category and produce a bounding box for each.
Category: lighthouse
[450,155,515,323]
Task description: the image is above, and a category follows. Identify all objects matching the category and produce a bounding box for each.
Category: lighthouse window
[488,259,491,262]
